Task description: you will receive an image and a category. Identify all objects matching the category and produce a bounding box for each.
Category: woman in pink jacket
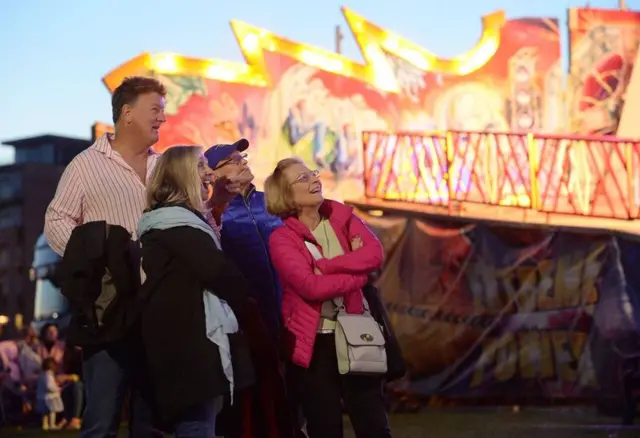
[265,157,392,438]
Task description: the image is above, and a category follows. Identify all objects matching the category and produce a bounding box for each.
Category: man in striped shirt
[44,76,167,438]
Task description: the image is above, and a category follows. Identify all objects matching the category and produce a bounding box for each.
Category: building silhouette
[0,134,90,337]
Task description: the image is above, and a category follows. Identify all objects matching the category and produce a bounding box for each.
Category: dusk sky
[0,0,634,163]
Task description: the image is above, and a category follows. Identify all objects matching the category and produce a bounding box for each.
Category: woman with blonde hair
[135,145,252,437]
[265,157,392,438]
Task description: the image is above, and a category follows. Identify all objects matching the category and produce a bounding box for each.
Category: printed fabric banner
[362,214,639,400]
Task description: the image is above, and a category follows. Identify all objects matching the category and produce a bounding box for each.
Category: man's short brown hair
[264,157,304,218]
[111,76,167,124]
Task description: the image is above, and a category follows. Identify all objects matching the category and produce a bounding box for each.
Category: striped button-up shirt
[44,134,159,256]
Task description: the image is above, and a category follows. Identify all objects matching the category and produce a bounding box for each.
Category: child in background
[37,357,65,430]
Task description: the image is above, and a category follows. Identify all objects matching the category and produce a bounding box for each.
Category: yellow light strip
[342,7,506,76]
[102,7,507,93]
[102,20,384,92]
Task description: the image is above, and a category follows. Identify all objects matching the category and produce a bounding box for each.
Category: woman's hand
[313,236,365,276]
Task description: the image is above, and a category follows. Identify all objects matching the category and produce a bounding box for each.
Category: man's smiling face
[213,150,253,183]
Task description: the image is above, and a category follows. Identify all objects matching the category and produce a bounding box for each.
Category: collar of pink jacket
[282,199,353,243]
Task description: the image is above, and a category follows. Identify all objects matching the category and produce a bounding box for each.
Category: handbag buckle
[360,333,374,342]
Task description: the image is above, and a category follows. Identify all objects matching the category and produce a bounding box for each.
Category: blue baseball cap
[204,138,249,169]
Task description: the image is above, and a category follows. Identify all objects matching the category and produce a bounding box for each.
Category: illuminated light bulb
[242,33,260,53]
[298,50,319,67]
[327,58,345,72]
[363,44,382,61]
[205,64,239,82]
[363,43,397,90]
[383,34,399,51]
[370,58,399,92]
[263,37,277,52]
[396,48,431,71]
[152,54,179,73]
[299,50,345,73]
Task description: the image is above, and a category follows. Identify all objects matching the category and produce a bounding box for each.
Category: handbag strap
[304,242,343,310]
[303,241,369,313]
[304,241,323,261]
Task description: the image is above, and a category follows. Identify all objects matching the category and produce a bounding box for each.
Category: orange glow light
[102,7,506,94]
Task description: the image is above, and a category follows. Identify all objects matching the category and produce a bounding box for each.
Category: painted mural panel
[568,7,640,135]
[98,8,561,200]
[393,17,562,134]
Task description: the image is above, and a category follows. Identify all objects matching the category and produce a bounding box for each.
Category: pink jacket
[268,200,384,368]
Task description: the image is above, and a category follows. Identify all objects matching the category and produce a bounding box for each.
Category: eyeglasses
[215,153,248,170]
[291,169,320,185]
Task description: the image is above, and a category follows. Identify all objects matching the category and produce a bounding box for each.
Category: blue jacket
[221,186,283,335]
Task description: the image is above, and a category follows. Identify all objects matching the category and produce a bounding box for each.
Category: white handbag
[305,241,387,375]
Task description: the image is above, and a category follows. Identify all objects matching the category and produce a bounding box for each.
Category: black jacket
[59,222,139,347]
[137,205,253,426]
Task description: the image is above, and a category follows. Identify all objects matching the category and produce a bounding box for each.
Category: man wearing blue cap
[205,139,302,438]
[204,138,282,333]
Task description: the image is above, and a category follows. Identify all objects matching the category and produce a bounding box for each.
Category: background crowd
[0,324,83,430]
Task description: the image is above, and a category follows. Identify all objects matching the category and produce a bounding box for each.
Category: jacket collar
[229,184,257,207]
[282,200,353,242]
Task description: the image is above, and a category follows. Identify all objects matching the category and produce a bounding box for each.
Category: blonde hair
[264,157,305,218]
[147,145,204,212]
